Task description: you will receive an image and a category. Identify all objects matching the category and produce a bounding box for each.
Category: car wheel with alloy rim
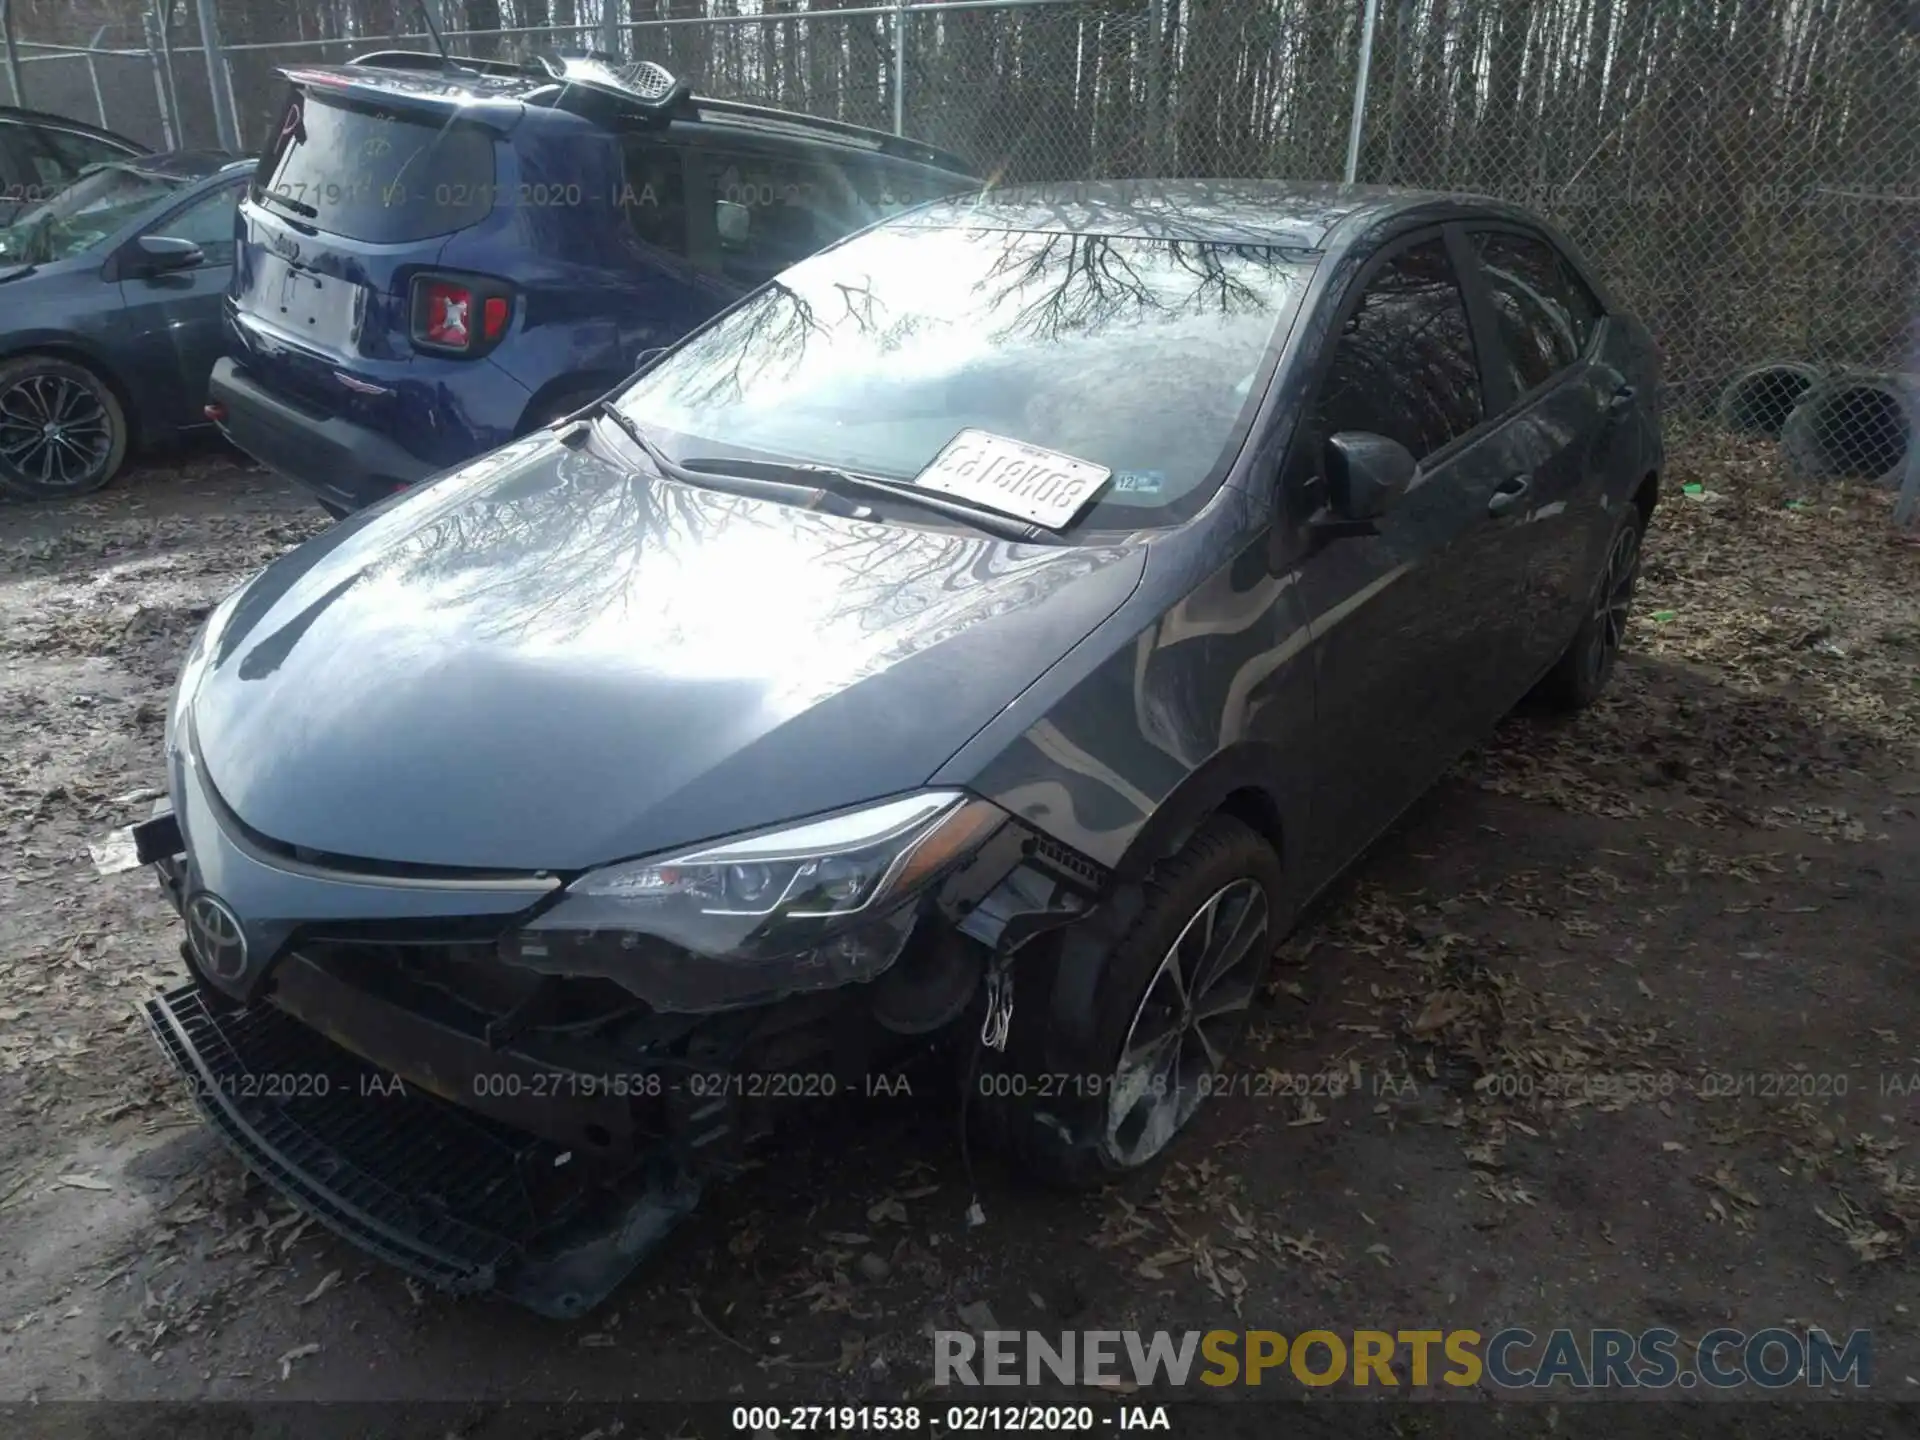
[980,814,1283,1189]
[1537,503,1646,711]
[0,355,130,500]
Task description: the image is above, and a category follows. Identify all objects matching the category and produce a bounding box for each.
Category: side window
[1470,230,1600,394]
[0,130,25,203]
[848,161,969,219]
[699,150,861,287]
[618,138,689,259]
[150,183,242,265]
[18,127,128,190]
[1311,236,1485,462]
[1554,252,1605,353]
[42,129,134,173]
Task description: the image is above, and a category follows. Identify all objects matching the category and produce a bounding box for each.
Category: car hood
[188,432,1146,871]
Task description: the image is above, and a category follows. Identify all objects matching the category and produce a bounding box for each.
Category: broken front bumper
[144,979,700,1318]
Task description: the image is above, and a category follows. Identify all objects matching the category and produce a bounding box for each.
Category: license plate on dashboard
[251,253,363,353]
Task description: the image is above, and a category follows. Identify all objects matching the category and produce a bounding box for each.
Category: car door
[113,178,245,429]
[1463,226,1622,683]
[1274,227,1523,877]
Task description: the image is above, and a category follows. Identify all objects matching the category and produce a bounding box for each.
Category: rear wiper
[680,455,1048,543]
[258,189,318,219]
[576,401,827,508]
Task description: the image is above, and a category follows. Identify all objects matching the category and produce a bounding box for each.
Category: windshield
[0,165,186,264]
[614,225,1317,528]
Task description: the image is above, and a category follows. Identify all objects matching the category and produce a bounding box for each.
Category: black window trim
[1282,220,1508,492]
[1460,220,1609,410]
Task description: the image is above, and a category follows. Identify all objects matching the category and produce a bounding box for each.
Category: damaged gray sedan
[116,180,1661,1315]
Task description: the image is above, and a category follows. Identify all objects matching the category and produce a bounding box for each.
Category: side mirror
[715,200,751,247]
[1327,431,1414,519]
[134,234,205,275]
[633,346,665,372]
[1307,431,1415,540]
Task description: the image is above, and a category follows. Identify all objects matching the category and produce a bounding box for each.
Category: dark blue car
[207,52,979,517]
[0,151,249,499]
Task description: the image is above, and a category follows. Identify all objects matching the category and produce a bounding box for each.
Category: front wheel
[0,355,130,500]
[1536,507,1644,711]
[982,815,1282,1189]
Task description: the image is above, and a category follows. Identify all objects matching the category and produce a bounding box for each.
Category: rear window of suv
[254,88,495,243]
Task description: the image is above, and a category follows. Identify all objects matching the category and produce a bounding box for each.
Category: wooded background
[7,0,1918,410]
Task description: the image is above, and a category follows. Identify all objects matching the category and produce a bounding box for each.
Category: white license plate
[912,429,1112,530]
[252,254,363,352]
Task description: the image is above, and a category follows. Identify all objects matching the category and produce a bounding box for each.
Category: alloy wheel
[1584,522,1641,684]
[0,370,114,494]
[1104,878,1270,1168]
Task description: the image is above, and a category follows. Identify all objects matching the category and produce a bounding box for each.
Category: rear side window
[619,138,690,258]
[1471,230,1603,393]
[699,149,876,287]
[1313,236,1485,461]
[254,89,495,243]
[847,162,971,217]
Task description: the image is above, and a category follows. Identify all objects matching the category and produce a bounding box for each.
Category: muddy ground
[0,438,1915,1418]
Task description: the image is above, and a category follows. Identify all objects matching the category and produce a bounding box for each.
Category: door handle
[1608,383,1637,416]
[1488,474,1531,518]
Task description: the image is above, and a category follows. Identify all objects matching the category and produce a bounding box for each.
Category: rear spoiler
[277,66,529,131]
[334,50,979,177]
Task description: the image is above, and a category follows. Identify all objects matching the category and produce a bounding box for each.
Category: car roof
[892,178,1515,249]
[0,105,147,151]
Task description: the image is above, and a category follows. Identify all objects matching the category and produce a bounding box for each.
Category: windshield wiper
[578,401,829,508]
[679,455,1048,543]
[578,404,1050,541]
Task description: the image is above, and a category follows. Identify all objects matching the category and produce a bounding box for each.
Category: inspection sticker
[913,429,1112,529]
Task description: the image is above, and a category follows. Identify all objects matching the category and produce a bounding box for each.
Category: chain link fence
[5,0,1917,509]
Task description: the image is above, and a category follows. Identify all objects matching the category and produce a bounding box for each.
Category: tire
[981,814,1283,1190]
[1536,506,1645,712]
[0,355,130,500]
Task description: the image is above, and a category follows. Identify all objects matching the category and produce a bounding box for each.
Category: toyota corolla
[109,179,1661,1317]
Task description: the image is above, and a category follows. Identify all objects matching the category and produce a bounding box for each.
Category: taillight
[409,272,512,357]
[421,280,471,347]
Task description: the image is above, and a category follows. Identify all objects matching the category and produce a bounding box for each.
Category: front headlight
[503,791,1006,1012]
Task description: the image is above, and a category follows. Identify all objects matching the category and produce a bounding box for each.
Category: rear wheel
[1537,507,1644,711]
[0,355,129,500]
[982,815,1282,1189]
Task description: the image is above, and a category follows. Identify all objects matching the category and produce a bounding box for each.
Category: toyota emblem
[185,893,249,981]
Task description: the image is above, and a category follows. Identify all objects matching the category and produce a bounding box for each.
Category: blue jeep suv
[208,52,978,515]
